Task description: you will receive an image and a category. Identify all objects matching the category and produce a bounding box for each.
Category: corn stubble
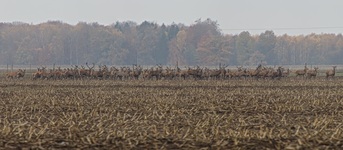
[0,80,342,149]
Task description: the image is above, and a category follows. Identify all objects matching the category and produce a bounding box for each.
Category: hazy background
[1,0,343,35]
[1,0,343,66]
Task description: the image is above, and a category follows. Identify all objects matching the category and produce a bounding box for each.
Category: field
[0,78,343,149]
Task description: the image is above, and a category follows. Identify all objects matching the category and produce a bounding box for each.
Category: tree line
[0,19,342,66]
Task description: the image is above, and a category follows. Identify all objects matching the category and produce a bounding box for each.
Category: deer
[306,67,319,79]
[109,66,119,80]
[295,64,308,78]
[6,72,16,79]
[89,65,105,79]
[32,66,48,80]
[206,68,222,80]
[78,65,89,79]
[147,65,163,80]
[265,66,283,80]
[184,66,202,80]
[218,64,228,79]
[16,69,26,79]
[6,69,25,79]
[178,66,189,80]
[84,63,95,79]
[228,66,244,79]
[50,67,63,80]
[326,66,337,79]
[160,66,176,80]
[257,67,270,79]
[247,64,263,80]
[115,67,131,80]
[282,68,290,77]
[130,65,143,80]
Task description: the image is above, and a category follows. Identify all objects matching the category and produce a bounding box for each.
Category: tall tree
[256,30,276,64]
[136,21,159,65]
[168,30,187,66]
[235,31,257,65]
[152,24,169,65]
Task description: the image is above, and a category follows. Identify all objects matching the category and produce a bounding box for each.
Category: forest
[0,19,342,66]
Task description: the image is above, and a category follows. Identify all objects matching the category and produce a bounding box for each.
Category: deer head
[86,63,95,70]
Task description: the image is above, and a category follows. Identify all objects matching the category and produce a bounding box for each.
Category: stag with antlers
[77,64,90,79]
[32,66,49,80]
[186,66,202,80]
[50,67,63,80]
[129,65,142,80]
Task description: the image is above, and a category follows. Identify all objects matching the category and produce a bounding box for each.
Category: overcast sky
[1,0,343,35]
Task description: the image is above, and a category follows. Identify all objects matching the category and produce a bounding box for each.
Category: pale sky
[1,0,343,35]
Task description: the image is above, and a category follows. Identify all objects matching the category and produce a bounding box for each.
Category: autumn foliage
[0,19,343,66]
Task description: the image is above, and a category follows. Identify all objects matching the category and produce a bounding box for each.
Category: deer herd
[3,63,338,81]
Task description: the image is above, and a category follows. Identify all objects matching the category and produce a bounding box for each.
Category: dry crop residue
[0,80,342,149]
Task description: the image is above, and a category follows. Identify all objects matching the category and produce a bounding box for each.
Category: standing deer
[178,67,189,80]
[326,66,337,79]
[295,64,308,78]
[306,67,319,79]
[32,67,48,80]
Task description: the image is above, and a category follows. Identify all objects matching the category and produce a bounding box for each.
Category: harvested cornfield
[0,79,343,149]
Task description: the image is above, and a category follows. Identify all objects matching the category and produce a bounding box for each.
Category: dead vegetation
[0,79,343,149]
